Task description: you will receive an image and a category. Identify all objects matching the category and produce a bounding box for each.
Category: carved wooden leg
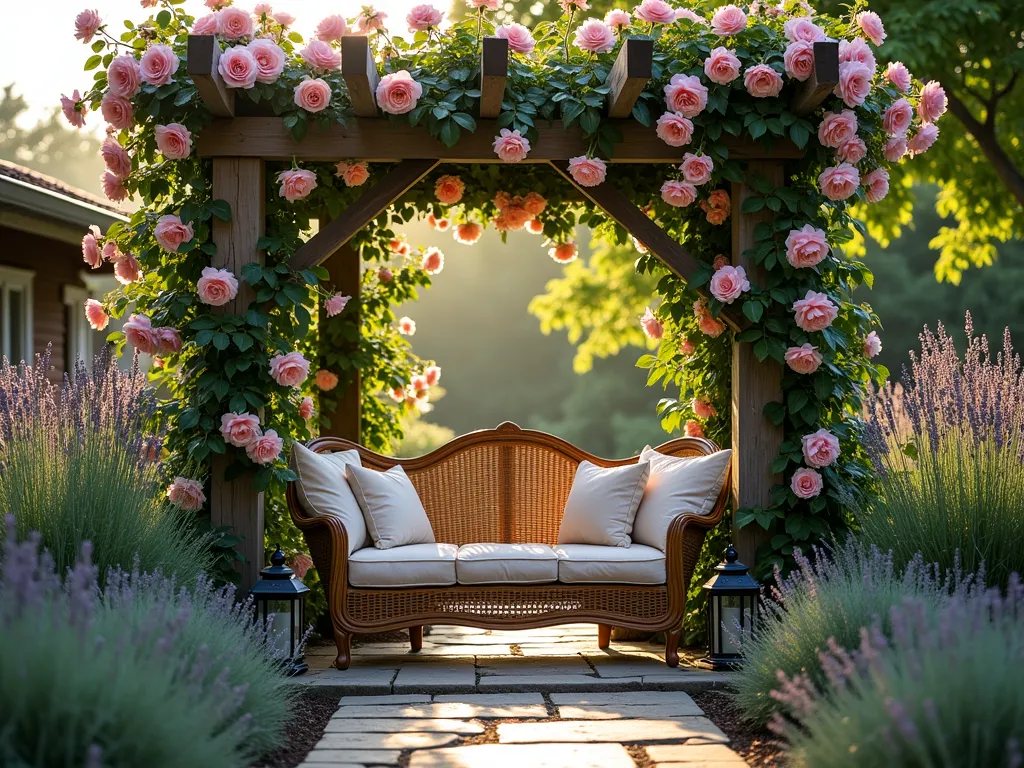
[333,629,351,670]
[597,623,612,649]
[409,625,423,652]
[665,628,681,668]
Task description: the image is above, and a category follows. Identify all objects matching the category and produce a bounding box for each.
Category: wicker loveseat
[287,422,731,670]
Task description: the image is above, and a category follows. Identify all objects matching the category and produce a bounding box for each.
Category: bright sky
[1,0,437,133]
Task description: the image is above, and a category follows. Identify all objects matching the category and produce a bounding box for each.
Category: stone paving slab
[331,702,549,719]
[338,693,431,705]
[302,748,398,764]
[407,743,637,768]
[477,674,643,692]
[558,702,705,719]
[645,743,749,763]
[497,718,730,744]
[323,717,485,735]
[432,693,546,705]
[315,731,461,750]
[550,692,701,705]
[477,657,592,676]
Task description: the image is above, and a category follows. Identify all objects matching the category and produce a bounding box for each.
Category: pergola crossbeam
[790,41,840,117]
[606,38,653,118]
[480,37,509,119]
[187,35,235,118]
[342,36,380,117]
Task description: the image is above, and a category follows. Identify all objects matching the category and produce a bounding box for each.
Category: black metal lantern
[250,545,310,676]
[699,543,760,670]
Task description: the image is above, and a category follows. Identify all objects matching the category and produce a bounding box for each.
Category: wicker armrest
[288,507,351,624]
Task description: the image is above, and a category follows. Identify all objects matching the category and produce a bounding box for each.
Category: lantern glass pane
[719,595,754,655]
[268,599,296,657]
[710,595,721,654]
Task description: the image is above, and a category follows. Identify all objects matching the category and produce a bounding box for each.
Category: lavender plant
[862,314,1024,587]
[0,518,293,766]
[771,576,1024,767]
[733,539,978,725]
[0,350,210,583]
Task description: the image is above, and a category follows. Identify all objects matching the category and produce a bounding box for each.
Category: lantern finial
[270,544,286,567]
[725,543,738,563]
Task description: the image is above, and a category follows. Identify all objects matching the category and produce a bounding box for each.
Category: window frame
[0,265,35,364]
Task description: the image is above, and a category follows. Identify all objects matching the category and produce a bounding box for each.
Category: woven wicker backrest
[295,422,722,546]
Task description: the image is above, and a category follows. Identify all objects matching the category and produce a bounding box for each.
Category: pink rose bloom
[378,267,394,283]
[836,61,873,107]
[248,39,285,84]
[863,168,890,203]
[277,168,317,201]
[101,94,133,130]
[839,38,877,73]
[101,137,131,179]
[376,70,423,115]
[685,420,705,438]
[885,61,912,93]
[664,74,708,118]
[425,365,442,386]
[154,215,194,252]
[693,398,716,419]
[883,98,913,136]
[785,343,822,374]
[155,123,192,159]
[837,137,867,164]
[435,175,465,204]
[107,55,142,98]
[298,397,315,420]
[335,161,370,186]
[325,293,351,317]
[315,369,339,390]
[493,129,531,162]
[101,172,128,202]
[864,330,882,358]
[197,266,239,306]
[681,153,713,185]
[124,314,157,354]
[704,47,741,85]
[791,467,823,499]
[640,306,663,340]
[140,44,179,87]
[680,337,696,355]
[908,123,939,155]
[713,254,729,270]
[802,428,840,468]
[246,429,283,465]
[856,11,885,47]
[270,351,310,388]
[103,241,122,263]
[114,253,142,284]
[82,226,102,268]
[407,4,443,31]
[467,0,500,8]
[421,247,444,275]
[661,180,697,207]
[793,290,839,332]
[74,9,102,43]
[818,163,860,201]
[784,40,816,82]
[61,92,86,128]
[300,40,342,72]
[568,156,607,187]
[84,299,108,331]
[784,17,825,42]
[574,19,616,54]
[273,12,295,27]
[549,242,578,264]
[217,6,253,39]
[192,13,219,35]
[884,136,908,162]
[785,225,829,268]
[709,264,750,304]
[744,64,784,98]
[293,78,332,113]
[355,8,388,33]
[154,327,181,354]
[167,478,206,511]
[711,4,746,36]
[454,222,483,244]
[634,0,676,24]
[495,23,536,54]
[676,8,708,25]
[918,81,947,124]
[399,316,416,335]
[655,112,694,147]
[316,15,348,41]
[605,9,630,29]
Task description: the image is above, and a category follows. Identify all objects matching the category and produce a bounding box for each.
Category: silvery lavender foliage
[772,572,1024,768]
[0,517,293,767]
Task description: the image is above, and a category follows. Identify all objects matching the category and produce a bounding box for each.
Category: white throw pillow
[557,460,650,548]
[290,443,367,554]
[632,446,732,552]
[345,464,435,549]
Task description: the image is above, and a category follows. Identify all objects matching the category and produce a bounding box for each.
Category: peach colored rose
[640,306,663,340]
[315,369,339,391]
[399,316,416,335]
[298,396,315,420]
[269,351,310,388]
[791,467,823,499]
[863,168,889,203]
[84,299,108,331]
[167,477,206,510]
[837,137,867,164]
[433,215,451,231]
[378,267,393,283]
[907,123,939,155]
[704,47,741,85]
[388,386,406,403]
[856,11,885,46]
[406,3,443,31]
[523,192,547,215]
[864,330,882,358]
[693,398,716,419]
[123,313,157,354]
[681,153,713,185]
[154,214,194,252]
[82,226,102,268]
[839,38,877,72]
[883,98,912,136]
[680,337,696,355]
[140,44,179,87]
[61,92,86,128]
[664,74,708,118]
[492,129,530,162]
[634,0,676,24]
[884,135,908,162]
[785,225,829,268]
[277,168,318,201]
[918,81,947,124]
[661,180,697,207]
[154,327,181,354]
[549,242,578,264]
[604,9,631,29]
[421,247,444,275]
[818,163,860,201]
[101,94,133,130]
[192,13,219,35]
[376,70,423,115]
[708,189,731,211]
[885,61,911,93]
[114,253,141,284]
[291,553,314,579]
[574,19,616,54]
[784,17,826,42]
[300,40,342,72]
[101,137,131,179]
[107,55,142,98]
[197,266,239,306]
[655,112,694,147]
[495,23,536,54]
[706,207,729,225]
[454,222,483,244]
[155,123,192,159]
[248,38,285,84]
[527,219,545,234]
[685,420,705,438]
[435,175,465,204]
[713,254,729,270]
[101,172,128,202]
[785,343,822,374]
[494,191,512,209]
[217,6,253,39]
[326,293,350,317]
[710,265,749,304]
[339,161,369,186]
[793,290,838,332]
[744,64,783,98]
[568,156,607,187]
[246,429,283,465]
[802,428,840,468]
[784,40,815,82]
[74,9,102,43]
[355,8,388,33]
[711,4,746,35]
[315,14,348,41]
[425,365,442,386]
[836,61,873,107]
[698,304,726,336]
[293,78,332,112]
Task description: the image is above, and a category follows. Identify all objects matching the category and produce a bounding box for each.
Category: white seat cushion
[345,464,435,549]
[456,543,558,585]
[554,544,666,585]
[348,543,458,588]
[290,443,367,554]
[632,447,732,552]
[557,460,651,547]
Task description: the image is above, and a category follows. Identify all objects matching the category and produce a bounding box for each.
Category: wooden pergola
[187,34,840,587]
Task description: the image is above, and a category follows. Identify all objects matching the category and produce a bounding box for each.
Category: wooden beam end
[479,36,509,119]
[789,40,840,117]
[606,37,653,119]
[186,34,235,118]
[342,35,380,117]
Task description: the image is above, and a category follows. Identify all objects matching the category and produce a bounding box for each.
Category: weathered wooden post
[318,238,362,442]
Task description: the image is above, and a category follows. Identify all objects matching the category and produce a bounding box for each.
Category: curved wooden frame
[287,422,731,669]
